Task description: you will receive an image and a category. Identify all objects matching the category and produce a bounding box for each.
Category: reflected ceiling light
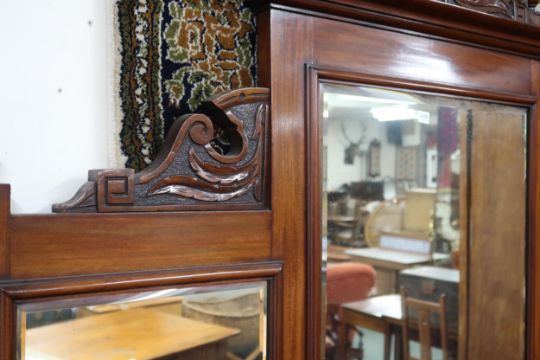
[335,94,417,105]
[371,105,430,123]
[371,105,415,121]
[323,109,329,118]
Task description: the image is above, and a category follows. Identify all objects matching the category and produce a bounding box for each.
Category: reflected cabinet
[3,1,540,360]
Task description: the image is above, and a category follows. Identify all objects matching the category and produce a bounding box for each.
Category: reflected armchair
[326,262,376,359]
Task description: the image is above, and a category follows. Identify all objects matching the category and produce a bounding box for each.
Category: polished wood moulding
[1,262,284,360]
[0,262,283,300]
[251,0,540,59]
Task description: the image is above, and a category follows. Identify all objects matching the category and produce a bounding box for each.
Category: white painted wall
[0,0,112,213]
[325,111,397,191]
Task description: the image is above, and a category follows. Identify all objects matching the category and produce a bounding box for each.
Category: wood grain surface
[468,110,526,359]
[8,211,271,279]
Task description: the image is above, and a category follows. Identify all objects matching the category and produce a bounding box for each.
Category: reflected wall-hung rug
[115,0,257,171]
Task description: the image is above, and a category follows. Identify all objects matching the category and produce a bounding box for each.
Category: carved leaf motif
[150,184,253,202]
[189,150,253,184]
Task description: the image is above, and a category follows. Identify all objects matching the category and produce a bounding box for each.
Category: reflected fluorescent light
[371,105,415,121]
[371,105,430,123]
[416,110,430,124]
[336,94,416,105]
[323,109,329,118]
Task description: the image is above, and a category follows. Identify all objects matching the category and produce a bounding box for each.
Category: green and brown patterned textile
[117,0,257,171]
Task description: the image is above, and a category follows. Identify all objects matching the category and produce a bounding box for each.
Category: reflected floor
[361,328,444,360]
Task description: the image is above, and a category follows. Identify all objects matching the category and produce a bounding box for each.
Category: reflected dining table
[338,294,457,360]
[24,308,240,360]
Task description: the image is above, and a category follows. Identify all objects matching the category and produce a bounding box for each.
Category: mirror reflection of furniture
[402,189,436,240]
[399,266,459,334]
[24,308,240,360]
[364,189,436,248]
[327,245,353,263]
[400,288,450,360]
[364,199,405,248]
[346,247,432,295]
[181,289,264,360]
[340,294,401,360]
[348,189,437,294]
[340,293,457,360]
[328,210,368,248]
[326,262,376,359]
[327,194,366,248]
[327,182,385,248]
[347,231,434,294]
[78,296,183,318]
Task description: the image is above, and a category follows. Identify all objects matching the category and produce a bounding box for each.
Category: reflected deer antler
[341,121,367,165]
[341,121,367,147]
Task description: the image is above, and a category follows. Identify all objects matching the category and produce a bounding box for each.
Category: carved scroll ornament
[53,88,270,213]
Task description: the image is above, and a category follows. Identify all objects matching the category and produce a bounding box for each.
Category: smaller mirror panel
[18,282,267,360]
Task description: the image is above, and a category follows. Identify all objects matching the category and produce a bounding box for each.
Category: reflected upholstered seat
[326,262,377,359]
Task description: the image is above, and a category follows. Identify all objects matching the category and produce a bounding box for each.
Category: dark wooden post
[0,184,10,278]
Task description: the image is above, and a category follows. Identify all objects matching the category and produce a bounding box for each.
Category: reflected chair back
[401,287,449,360]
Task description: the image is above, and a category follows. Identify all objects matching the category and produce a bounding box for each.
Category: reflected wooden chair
[400,288,449,360]
[330,203,370,248]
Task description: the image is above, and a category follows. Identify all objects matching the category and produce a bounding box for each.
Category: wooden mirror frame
[308,67,533,360]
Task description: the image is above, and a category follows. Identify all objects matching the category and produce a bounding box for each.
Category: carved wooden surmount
[446,0,529,21]
[53,88,270,212]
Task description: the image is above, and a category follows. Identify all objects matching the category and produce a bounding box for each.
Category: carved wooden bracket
[53,88,270,213]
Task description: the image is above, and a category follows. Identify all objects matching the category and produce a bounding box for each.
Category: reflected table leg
[393,326,402,360]
[342,306,391,360]
[383,322,390,360]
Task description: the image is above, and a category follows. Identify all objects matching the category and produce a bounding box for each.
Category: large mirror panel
[320,83,527,360]
[18,282,268,360]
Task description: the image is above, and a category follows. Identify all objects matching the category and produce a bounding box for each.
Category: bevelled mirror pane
[320,83,526,359]
[18,282,267,360]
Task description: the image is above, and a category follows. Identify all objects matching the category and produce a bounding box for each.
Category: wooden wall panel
[9,211,272,279]
[468,111,526,359]
[312,17,531,97]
